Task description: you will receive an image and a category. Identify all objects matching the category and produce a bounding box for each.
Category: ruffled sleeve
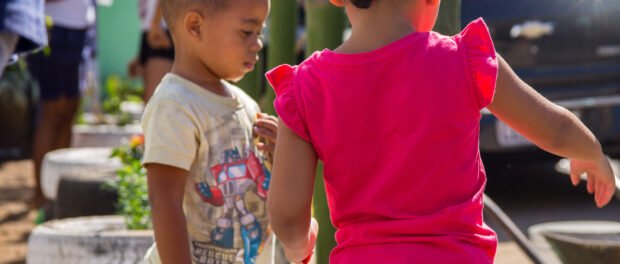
[266,64,311,142]
[459,18,498,109]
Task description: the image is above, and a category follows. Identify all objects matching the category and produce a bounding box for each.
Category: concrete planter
[26,216,153,264]
[54,167,119,219]
[41,147,122,200]
[529,221,620,264]
[71,124,142,148]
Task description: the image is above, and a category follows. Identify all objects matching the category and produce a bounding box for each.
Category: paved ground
[485,159,620,236]
[4,158,616,263]
[484,157,620,264]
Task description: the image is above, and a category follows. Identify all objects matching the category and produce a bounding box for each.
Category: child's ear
[184,11,203,40]
[329,0,345,7]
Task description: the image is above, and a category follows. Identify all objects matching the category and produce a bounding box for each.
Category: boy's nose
[251,38,263,52]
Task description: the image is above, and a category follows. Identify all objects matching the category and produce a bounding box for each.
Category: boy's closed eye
[241,28,264,39]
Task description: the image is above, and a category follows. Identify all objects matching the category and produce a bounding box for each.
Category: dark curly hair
[351,0,373,9]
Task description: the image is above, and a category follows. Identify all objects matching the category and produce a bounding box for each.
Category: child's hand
[253,113,278,158]
[570,155,616,208]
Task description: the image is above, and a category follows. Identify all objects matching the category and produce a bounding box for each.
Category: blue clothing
[0,0,47,53]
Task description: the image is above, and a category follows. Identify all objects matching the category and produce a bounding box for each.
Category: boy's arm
[267,119,318,263]
[487,55,615,207]
[146,163,192,264]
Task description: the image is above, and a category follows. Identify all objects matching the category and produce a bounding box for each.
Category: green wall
[97,0,141,82]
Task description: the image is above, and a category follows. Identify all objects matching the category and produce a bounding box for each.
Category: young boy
[141,0,275,263]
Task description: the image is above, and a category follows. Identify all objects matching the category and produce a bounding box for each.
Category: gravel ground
[0,160,36,264]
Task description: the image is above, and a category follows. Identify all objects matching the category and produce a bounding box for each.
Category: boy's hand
[570,155,616,208]
[253,113,278,158]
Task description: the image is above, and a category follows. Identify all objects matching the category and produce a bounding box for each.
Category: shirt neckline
[316,31,427,66]
[163,73,244,109]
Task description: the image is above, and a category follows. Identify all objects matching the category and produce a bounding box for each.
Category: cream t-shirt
[142,73,273,264]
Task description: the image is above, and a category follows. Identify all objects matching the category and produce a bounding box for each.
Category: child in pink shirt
[266,0,616,263]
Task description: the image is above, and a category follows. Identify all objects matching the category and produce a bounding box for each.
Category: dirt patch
[496,242,534,264]
[0,160,36,264]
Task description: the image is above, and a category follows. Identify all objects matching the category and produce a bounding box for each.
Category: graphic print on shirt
[194,146,271,264]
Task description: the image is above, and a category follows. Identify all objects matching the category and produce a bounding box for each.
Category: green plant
[114,160,150,230]
[107,135,151,230]
[101,75,144,126]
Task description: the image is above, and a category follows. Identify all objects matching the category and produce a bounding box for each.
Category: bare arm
[146,163,192,264]
[487,55,615,207]
[267,120,318,263]
[150,2,164,30]
[147,2,172,49]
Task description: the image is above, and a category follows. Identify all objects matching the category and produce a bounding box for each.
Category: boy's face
[194,0,270,82]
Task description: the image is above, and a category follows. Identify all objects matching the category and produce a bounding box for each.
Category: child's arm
[487,55,615,207]
[267,119,318,263]
[145,163,192,264]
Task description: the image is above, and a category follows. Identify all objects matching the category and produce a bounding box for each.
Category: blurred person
[127,0,174,103]
[0,0,47,76]
[27,0,97,209]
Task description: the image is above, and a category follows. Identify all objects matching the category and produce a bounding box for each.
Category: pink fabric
[267,18,499,263]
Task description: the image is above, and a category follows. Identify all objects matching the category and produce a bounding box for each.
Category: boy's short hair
[160,0,234,32]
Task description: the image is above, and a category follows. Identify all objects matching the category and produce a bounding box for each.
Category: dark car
[462,0,620,158]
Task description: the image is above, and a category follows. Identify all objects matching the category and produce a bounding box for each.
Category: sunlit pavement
[483,157,620,264]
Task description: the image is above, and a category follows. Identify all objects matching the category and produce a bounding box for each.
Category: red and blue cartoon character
[195,147,271,264]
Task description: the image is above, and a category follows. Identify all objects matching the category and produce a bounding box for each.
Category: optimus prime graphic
[195,147,271,264]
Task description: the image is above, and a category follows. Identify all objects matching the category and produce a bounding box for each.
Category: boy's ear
[184,11,203,40]
[329,0,345,7]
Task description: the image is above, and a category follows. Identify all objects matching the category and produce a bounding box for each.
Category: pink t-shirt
[267,19,499,263]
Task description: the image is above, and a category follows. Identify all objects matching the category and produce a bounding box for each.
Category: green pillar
[304,1,346,263]
[432,0,461,35]
[262,0,298,115]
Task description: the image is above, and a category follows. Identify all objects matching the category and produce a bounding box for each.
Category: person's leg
[57,96,80,148]
[31,96,79,208]
[29,26,86,208]
[142,57,172,103]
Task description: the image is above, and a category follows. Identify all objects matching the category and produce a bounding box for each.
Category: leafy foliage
[107,135,151,230]
[101,75,143,126]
